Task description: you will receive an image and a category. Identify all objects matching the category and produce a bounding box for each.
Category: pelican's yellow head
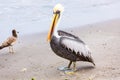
[47,4,64,42]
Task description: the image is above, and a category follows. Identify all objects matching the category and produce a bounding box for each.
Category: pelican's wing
[58,30,78,39]
[60,37,95,64]
[60,37,91,57]
[58,30,85,44]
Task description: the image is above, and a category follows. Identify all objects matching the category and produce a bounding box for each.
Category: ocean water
[0,0,120,41]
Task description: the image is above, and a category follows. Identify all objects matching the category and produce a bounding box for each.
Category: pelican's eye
[53,10,60,14]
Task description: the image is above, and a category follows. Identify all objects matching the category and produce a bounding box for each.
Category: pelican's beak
[47,11,60,42]
[47,4,64,42]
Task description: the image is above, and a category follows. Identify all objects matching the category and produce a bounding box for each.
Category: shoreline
[0,19,120,80]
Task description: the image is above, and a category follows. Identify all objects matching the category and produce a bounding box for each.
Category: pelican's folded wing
[58,30,85,44]
[60,36,95,65]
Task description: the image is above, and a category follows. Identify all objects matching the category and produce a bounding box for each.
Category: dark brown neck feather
[12,30,17,38]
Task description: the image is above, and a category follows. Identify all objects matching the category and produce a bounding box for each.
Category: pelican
[0,29,18,53]
[47,4,95,72]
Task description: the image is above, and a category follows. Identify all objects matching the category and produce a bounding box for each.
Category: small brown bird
[0,29,18,53]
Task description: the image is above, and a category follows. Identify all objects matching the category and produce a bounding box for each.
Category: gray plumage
[50,30,95,66]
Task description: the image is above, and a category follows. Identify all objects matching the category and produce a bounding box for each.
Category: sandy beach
[0,19,120,80]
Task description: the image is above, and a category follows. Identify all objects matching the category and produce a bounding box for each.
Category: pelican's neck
[52,14,62,39]
[53,26,60,38]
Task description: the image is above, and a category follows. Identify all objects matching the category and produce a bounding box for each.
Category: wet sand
[0,19,120,80]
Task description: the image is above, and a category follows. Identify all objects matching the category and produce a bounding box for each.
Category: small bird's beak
[47,12,60,42]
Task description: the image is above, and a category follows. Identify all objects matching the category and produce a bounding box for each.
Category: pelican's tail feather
[88,56,95,66]
[91,58,95,66]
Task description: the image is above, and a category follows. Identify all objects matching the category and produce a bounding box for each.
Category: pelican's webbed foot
[57,66,75,74]
[57,66,71,71]
[57,61,76,74]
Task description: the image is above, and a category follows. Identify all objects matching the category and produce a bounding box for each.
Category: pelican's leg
[68,61,72,68]
[57,61,72,71]
[73,62,77,71]
[64,61,76,74]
